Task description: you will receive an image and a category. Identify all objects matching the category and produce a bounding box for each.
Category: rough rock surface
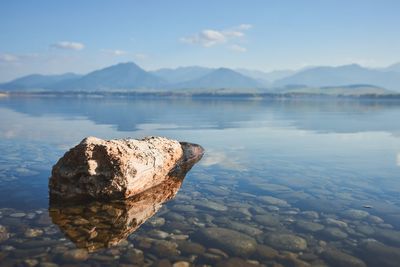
[49,136,203,200]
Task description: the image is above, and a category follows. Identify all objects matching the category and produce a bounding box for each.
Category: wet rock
[367,215,384,224]
[9,212,26,218]
[374,228,400,246]
[24,259,39,267]
[325,218,348,228]
[254,214,280,227]
[225,221,263,236]
[38,262,59,267]
[356,225,375,236]
[196,200,227,211]
[255,244,278,260]
[121,248,144,265]
[295,220,324,232]
[62,248,89,262]
[152,240,179,257]
[172,261,190,267]
[360,239,400,267]
[265,233,307,252]
[177,240,205,255]
[260,196,289,207]
[154,259,173,267]
[50,136,203,200]
[148,229,170,239]
[0,225,9,243]
[148,217,166,227]
[216,258,260,267]
[342,209,369,220]
[164,212,185,221]
[173,204,197,213]
[300,211,319,220]
[24,228,44,238]
[322,248,366,267]
[194,227,257,256]
[322,227,348,240]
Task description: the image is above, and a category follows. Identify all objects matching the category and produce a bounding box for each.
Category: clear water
[0,96,400,266]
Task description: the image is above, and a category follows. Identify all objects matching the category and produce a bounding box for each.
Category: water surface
[0,96,399,266]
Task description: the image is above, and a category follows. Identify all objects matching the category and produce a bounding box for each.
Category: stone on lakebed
[49,136,204,200]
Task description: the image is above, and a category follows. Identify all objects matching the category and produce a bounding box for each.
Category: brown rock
[49,136,203,200]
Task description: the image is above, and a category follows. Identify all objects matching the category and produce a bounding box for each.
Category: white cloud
[101,49,127,56]
[229,44,247,52]
[181,24,252,48]
[0,53,19,63]
[51,41,85,51]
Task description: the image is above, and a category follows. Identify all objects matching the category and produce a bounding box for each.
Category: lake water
[0,95,400,267]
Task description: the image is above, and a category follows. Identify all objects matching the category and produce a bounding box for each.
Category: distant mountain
[0,73,81,91]
[151,66,213,83]
[53,62,166,91]
[236,68,296,84]
[274,64,400,92]
[383,62,400,73]
[275,84,395,96]
[175,68,263,89]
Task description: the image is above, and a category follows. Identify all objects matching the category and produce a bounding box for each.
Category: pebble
[325,218,348,228]
[172,261,190,267]
[177,240,205,255]
[295,220,324,232]
[260,196,289,207]
[265,233,307,252]
[0,225,10,243]
[9,212,26,218]
[24,259,39,267]
[148,229,170,239]
[254,214,280,227]
[342,209,369,220]
[194,227,257,256]
[24,228,44,238]
[322,248,366,267]
[322,227,348,240]
[300,211,319,220]
[62,248,89,262]
[196,200,228,211]
[360,239,400,267]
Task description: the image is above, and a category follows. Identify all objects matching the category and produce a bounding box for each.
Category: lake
[0,95,400,266]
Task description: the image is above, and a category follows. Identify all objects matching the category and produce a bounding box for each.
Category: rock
[325,218,348,228]
[254,214,280,227]
[194,227,257,256]
[225,221,263,236]
[178,240,205,255]
[265,233,307,252]
[295,220,324,232]
[300,211,319,220]
[0,225,9,243]
[322,248,366,267]
[50,136,204,200]
[24,228,44,238]
[360,239,400,267]
[356,225,375,235]
[172,261,190,267]
[367,215,384,224]
[121,248,144,265]
[260,196,289,207]
[342,209,369,220]
[322,227,348,240]
[62,248,89,262]
[9,212,26,218]
[148,217,166,227]
[24,259,39,267]
[151,240,179,257]
[255,244,278,260]
[196,200,227,211]
[50,176,186,252]
[374,228,400,246]
[148,229,169,239]
[216,258,260,267]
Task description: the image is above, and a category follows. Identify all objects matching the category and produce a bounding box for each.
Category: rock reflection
[49,143,203,251]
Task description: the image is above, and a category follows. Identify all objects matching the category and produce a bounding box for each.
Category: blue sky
[0,0,400,81]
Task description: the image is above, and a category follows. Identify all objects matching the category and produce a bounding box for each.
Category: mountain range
[1,61,400,94]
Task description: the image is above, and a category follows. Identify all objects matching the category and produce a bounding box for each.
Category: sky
[0,0,400,82]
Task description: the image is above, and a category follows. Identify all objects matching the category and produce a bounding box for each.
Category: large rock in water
[49,136,203,200]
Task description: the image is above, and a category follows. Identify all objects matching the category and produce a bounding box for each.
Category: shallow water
[0,96,400,266]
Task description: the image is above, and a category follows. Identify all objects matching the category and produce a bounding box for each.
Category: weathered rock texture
[49,136,203,200]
